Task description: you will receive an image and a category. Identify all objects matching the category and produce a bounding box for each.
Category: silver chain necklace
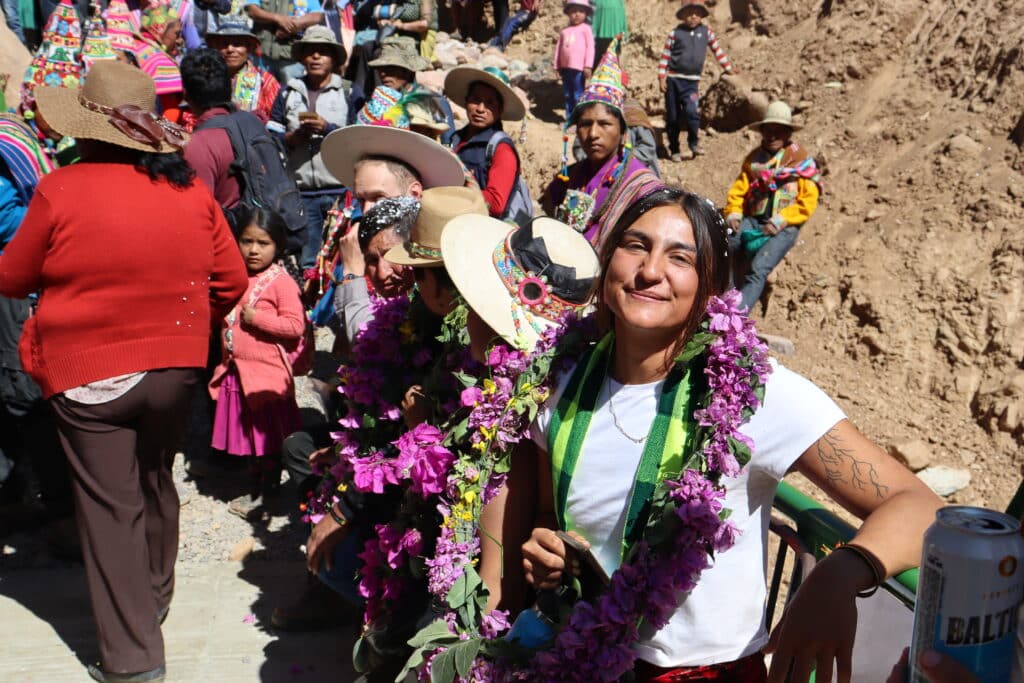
[605,377,648,444]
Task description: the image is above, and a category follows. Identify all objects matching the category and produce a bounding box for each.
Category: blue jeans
[2,0,24,43]
[300,192,342,271]
[560,68,585,119]
[664,77,701,154]
[728,216,799,311]
[490,9,536,49]
[317,532,365,607]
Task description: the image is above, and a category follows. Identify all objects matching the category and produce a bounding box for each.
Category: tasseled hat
[21,0,83,107]
[81,1,118,75]
[567,34,626,126]
[139,0,180,42]
[104,0,139,50]
[357,86,411,128]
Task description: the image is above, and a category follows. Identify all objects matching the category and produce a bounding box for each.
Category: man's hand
[726,216,741,233]
[300,114,328,135]
[522,528,586,590]
[308,446,335,472]
[306,508,350,574]
[338,226,365,276]
[886,648,978,683]
[402,385,430,429]
[659,79,668,93]
[762,219,785,236]
[276,14,298,33]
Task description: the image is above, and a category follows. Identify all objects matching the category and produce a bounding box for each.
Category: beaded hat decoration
[82,2,118,75]
[140,0,180,42]
[491,221,595,337]
[21,0,83,106]
[568,33,625,126]
[104,0,139,51]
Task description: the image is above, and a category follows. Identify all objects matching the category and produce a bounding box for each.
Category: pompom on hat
[676,0,709,20]
[81,2,118,76]
[21,0,83,107]
[567,34,625,126]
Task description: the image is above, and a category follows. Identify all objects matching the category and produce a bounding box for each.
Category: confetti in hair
[358,196,421,250]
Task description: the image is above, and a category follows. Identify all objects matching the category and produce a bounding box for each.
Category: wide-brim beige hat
[291,25,347,65]
[385,186,487,267]
[444,66,526,122]
[749,100,803,131]
[442,216,599,351]
[368,46,431,73]
[35,60,188,154]
[321,125,466,188]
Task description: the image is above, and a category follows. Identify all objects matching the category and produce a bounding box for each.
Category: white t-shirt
[531,359,845,667]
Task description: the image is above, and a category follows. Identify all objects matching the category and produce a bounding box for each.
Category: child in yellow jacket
[724,101,821,311]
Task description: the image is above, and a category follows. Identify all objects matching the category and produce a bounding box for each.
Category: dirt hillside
[505,0,1024,511]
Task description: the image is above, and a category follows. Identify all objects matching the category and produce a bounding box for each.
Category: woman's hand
[401,385,430,429]
[308,446,335,471]
[522,528,585,590]
[306,508,349,574]
[240,304,257,324]
[765,549,875,683]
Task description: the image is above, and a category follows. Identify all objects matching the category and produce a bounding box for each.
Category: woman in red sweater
[0,61,248,683]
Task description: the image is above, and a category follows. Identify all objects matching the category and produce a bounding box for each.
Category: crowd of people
[0,0,955,682]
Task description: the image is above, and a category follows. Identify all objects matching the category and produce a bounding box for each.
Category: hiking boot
[670,152,682,162]
[690,144,706,157]
[87,664,165,683]
[227,493,263,520]
[271,578,357,631]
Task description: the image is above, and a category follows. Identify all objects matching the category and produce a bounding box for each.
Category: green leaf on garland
[430,648,457,683]
[727,434,752,468]
[452,370,478,388]
[451,639,483,678]
[446,567,482,609]
[407,620,460,649]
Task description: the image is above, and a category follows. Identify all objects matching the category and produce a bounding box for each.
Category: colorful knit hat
[357,86,411,128]
[140,0,180,42]
[21,0,83,106]
[81,3,117,75]
[104,0,139,50]
[568,34,625,126]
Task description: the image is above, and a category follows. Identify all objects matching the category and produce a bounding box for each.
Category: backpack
[197,110,307,255]
[485,131,534,228]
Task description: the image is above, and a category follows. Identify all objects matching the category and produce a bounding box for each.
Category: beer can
[910,506,1024,683]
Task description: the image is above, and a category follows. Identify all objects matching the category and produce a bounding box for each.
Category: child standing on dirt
[553,0,594,120]
[657,0,734,160]
[210,207,306,520]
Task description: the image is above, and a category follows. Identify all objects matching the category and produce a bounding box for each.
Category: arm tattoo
[815,427,890,500]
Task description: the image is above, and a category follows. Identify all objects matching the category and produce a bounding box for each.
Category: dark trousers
[727,217,800,311]
[490,9,536,49]
[664,77,701,154]
[301,192,343,270]
[491,0,508,33]
[281,422,332,500]
[559,68,585,119]
[594,36,615,69]
[50,368,200,674]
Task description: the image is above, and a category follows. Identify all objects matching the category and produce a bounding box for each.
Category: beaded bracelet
[329,504,349,528]
[835,543,885,598]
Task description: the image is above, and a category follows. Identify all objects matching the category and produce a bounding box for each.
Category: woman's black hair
[358,196,421,251]
[180,48,232,111]
[135,151,196,189]
[413,264,455,291]
[593,186,730,358]
[236,205,289,257]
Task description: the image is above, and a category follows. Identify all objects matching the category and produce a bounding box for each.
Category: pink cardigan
[553,23,594,72]
[209,267,305,404]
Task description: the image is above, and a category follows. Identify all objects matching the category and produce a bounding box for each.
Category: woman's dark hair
[135,151,196,188]
[574,101,627,134]
[593,186,730,360]
[413,264,455,291]
[180,48,232,111]
[358,196,420,251]
[237,205,289,257]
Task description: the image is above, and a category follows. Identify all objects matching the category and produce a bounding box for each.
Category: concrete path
[0,560,359,682]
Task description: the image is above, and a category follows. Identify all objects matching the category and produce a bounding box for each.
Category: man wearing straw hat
[723,100,822,312]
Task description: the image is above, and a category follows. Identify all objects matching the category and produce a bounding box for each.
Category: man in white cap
[724,100,822,312]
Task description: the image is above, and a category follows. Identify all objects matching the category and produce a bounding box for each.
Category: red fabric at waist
[634,652,767,683]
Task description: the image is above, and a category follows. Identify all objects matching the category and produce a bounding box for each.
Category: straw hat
[34,60,188,153]
[676,0,709,19]
[384,186,487,267]
[442,216,599,351]
[564,0,594,15]
[443,66,526,122]
[749,100,802,131]
[322,123,464,188]
[291,25,347,65]
[368,35,430,73]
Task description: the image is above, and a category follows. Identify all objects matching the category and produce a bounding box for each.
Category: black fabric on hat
[510,221,594,304]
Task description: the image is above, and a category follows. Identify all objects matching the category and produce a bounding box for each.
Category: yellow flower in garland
[398,319,416,343]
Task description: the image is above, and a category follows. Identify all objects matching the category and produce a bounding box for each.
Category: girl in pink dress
[210,207,305,515]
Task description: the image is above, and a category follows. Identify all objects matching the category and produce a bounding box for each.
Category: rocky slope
[501,0,1023,510]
